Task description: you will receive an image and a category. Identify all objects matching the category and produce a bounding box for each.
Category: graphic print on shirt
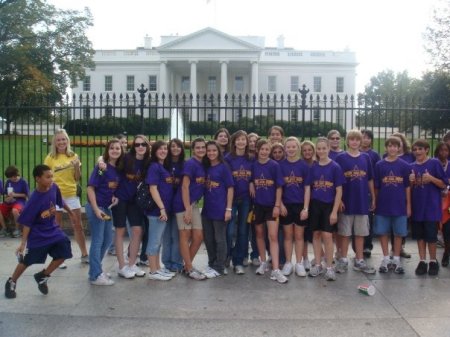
[284,170,303,187]
[255,173,274,190]
[344,165,367,181]
[382,171,403,187]
[233,165,251,181]
[313,175,334,192]
[40,201,56,219]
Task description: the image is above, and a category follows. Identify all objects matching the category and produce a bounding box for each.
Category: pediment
[158,27,261,51]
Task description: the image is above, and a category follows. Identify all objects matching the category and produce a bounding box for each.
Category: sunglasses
[134,143,146,148]
[330,137,340,140]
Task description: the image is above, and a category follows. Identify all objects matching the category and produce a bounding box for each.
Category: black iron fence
[1,84,449,199]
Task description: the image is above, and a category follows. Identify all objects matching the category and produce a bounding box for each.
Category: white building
[73,27,357,124]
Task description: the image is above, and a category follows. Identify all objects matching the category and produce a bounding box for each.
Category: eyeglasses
[134,143,146,148]
[330,137,340,140]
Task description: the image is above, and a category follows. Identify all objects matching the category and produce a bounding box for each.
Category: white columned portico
[190,60,198,99]
[159,61,167,97]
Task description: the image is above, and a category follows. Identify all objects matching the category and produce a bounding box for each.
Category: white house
[72,27,357,125]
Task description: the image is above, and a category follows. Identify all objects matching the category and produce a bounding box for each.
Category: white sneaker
[251,258,260,266]
[118,266,135,279]
[302,258,311,272]
[159,268,176,277]
[203,266,221,278]
[129,264,145,277]
[255,261,268,275]
[234,265,245,275]
[148,270,172,281]
[91,273,114,286]
[59,263,68,269]
[281,262,293,276]
[295,263,307,277]
[270,269,288,284]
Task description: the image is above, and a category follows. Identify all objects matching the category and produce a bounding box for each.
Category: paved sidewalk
[0,237,449,337]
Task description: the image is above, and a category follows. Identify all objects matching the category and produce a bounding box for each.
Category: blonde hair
[284,136,301,159]
[49,129,75,158]
[301,140,316,162]
[345,129,362,146]
[392,132,411,154]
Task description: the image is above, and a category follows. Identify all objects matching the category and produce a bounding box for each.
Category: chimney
[277,35,284,49]
[144,35,152,49]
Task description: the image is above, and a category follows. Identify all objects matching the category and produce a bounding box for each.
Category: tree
[424,0,450,72]
[0,0,94,133]
[357,70,421,131]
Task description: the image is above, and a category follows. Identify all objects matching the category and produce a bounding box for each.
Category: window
[207,112,217,121]
[208,76,217,93]
[104,76,113,91]
[313,108,320,122]
[290,76,299,92]
[105,105,113,118]
[313,76,321,92]
[149,75,157,91]
[290,108,298,122]
[83,76,91,91]
[127,106,136,117]
[268,76,277,92]
[336,108,344,126]
[82,106,90,119]
[336,77,344,93]
[126,76,135,91]
[181,76,190,92]
[235,76,244,92]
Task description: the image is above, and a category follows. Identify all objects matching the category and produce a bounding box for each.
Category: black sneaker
[415,261,428,275]
[5,278,16,299]
[442,253,449,267]
[428,261,439,276]
[34,270,49,295]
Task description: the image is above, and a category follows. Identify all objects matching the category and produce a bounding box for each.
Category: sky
[49,0,441,93]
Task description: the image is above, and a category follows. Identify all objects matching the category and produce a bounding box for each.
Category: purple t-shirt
[252,159,284,207]
[410,158,447,221]
[88,163,120,208]
[224,154,253,200]
[335,152,373,215]
[306,160,345,204]
[279,158,309,204]
[362,149,381,169]
[146,162,174,216]
[4,178,29,205]
[202,163,234,220]
[383,152,415,163]
[329,150,344,161]
[374,158,411,216]
[444,160,450,185]
[0,179,3,195]
[17,184,66,249]
[173,158,206,213]
[116,154,145,201]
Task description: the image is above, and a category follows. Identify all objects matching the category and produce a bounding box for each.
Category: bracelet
[302,208,308,211]
[160,208,165,211]
[274,205,280,208]
[226,208,232,211]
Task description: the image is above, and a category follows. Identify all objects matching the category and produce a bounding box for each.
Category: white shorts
[56,196,81,211]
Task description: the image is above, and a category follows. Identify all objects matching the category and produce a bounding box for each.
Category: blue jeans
[161,215,183,271]
[86,203,113,281]
[146,216,167,256]
[228,198,250,266]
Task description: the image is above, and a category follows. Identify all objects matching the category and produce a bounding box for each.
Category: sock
[393,256,400,262]
[383,255,390,261]
[341,257,348,263]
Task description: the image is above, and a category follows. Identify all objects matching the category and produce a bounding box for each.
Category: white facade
[73,27,357,124]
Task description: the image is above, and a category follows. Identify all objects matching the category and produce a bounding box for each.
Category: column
[159,61,167,97]
[251,61,259,98]
[190,60,198,99]
[220,60,228,102]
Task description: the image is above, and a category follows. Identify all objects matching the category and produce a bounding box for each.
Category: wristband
[226,208,232,211]
[302,208,308,211]
[160,208,165,211]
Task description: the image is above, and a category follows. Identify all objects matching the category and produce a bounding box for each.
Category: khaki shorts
[337,214,369,236]
[176,204,202,230]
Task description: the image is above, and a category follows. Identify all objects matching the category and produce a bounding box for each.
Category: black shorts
[309,199,336,233]
[112,199,146,228]
[411,221,438,243]
[23,237,72,266]
[253,204,276,225]
[280,203,308,226]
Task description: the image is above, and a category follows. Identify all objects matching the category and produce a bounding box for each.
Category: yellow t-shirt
[44,153,81,198]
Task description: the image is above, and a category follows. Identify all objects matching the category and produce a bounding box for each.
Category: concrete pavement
[0,237,449,337]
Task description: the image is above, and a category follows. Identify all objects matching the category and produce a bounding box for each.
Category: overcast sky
[50,0,440,93]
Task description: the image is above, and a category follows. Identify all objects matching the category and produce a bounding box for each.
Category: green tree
[424,0,450,72]
[0,0,94,133]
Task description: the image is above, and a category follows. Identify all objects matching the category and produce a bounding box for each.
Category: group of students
[4,126,450,298]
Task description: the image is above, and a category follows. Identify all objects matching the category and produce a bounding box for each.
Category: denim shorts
[374,215,407,237]
[23,237,72,266]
